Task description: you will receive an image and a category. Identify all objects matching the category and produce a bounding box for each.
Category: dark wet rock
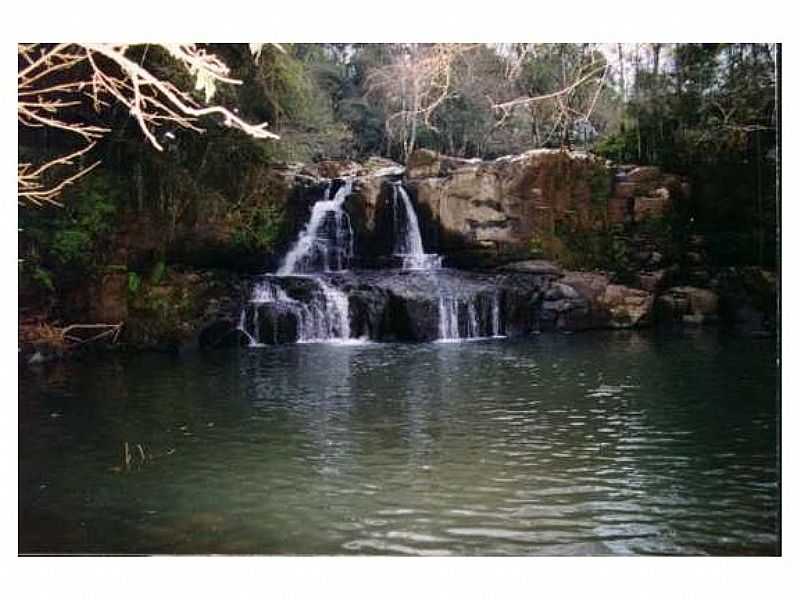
[238,269,553,344]
[497,260,564,277]
[655,286,719,325]
[715,267,777,336]
[345,284,392,340]
[249,303,299,344]
[198,319,248,349]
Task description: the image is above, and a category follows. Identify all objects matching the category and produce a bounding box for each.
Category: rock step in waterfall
[239,178,514,345]
[239,271,518,346]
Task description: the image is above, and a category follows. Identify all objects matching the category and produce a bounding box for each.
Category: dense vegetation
[18,43,778,325]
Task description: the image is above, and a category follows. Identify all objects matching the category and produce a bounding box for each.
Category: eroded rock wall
[402,149,690,268]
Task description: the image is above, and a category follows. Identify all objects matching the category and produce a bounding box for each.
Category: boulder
[607,196,633,224]
[613,181,637,199]
[360,156,405,178]
[626,166,662,181]
[655,286,719,325]
[406,148,613,265]
[599,284,654,328]
[406,148,442,178]
[540,272,653,331]
[316,160,362,179]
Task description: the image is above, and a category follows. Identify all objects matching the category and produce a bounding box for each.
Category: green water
[19,329,779,555]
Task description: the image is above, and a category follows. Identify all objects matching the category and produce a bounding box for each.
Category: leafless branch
[18,143,101,206]
[490,62,607,118]
[18,43,281,206]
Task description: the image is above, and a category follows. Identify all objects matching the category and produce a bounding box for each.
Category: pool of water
[19,329,779,555]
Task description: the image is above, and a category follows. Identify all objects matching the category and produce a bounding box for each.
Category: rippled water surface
[19,330,779,555]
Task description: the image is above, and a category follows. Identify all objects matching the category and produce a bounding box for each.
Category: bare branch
[18,142,101,205]
[18,43,281,206]
[490,62,607,117]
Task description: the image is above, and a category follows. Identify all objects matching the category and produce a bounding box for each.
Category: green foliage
[528,235,545,258]
[231,202,286,252]
[591,43,776,267]
[150,261,167,285]
[127,272,141,294]
[19,172,122,306]
[49,175,118,268]
[31,265,55,292]
[594,129,638,163]
[51,229,93,267]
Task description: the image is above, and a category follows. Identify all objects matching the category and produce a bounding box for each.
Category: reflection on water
[19,330,778,555]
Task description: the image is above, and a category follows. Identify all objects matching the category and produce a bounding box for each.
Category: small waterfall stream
[391,183,442,271]
[436,292,504,342]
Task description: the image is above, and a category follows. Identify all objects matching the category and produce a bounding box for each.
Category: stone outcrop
[497,260,564,277]
[540,271,654,331]
[655,286,720,325]
[400,149,691,268]
[405,149,612,267]
[607,165,689,225]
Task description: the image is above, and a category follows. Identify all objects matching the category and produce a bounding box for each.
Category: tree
[18,43,280,206]
[364,44,470,162]
[490,44,611,149]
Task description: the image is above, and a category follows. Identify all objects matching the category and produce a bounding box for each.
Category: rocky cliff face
[401,149,690,268]
[158,148,686,274]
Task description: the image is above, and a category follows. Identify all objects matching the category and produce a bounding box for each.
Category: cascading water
[238,178,356,345]
[438,296,460,341]
[278,179,355,275]
[313,279,351,341]
[237,174,511,346]
[436,292,504,342]
[240,277,352,345]
[391,183,442,271]
[387,183,492,341]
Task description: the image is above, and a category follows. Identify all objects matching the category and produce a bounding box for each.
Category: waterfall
[436,291,504,342]
[491,291,502,337]
[278,179,355,275]
[391,183,442,271]
[236,174,511,347]
[237,179,356,344]
[438,296,460,341]
[313,278,350,341]
[239,276,351,345]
